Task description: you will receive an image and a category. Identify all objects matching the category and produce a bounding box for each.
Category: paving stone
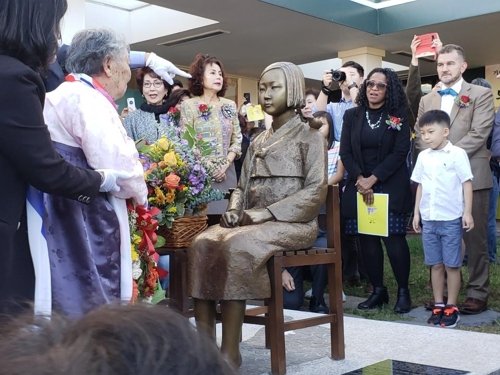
[236,306,500,375]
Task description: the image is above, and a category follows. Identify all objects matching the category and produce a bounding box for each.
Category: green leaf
[135,138,149,153]
[155,234,166,248]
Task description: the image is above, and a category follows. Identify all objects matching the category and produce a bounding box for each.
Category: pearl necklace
[365,110,383,130]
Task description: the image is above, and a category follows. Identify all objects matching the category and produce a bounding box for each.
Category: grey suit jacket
[415,80,494,190]
[405,64,422,131]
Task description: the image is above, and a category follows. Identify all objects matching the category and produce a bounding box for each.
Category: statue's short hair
[65,28,129,75]
[260,62,305,109]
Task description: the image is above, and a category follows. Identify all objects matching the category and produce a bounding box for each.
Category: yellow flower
[131,234,141,261]
[157,137,170,151]
[163,151,177,166]
[167,206,177,214]
[132,234,142,245]
[154,187,167,205]
[165,189,176,204]
[131,246,139,261]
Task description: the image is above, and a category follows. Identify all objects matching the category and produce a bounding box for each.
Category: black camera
[330,70,346,82]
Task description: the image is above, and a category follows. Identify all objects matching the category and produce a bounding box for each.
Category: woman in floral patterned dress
[180,54,242,214]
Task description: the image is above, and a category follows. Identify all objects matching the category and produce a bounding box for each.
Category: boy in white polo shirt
[411,109,474,328]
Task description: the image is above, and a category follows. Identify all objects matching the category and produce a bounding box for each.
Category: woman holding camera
[340,67,413,313]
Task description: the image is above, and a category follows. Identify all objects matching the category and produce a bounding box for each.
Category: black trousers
[338,181,368,283]
[283,264,328,310]
[358,234,410,289]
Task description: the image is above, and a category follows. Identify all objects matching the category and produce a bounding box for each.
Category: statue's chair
[159,184,345,375]
[242,184,345,374]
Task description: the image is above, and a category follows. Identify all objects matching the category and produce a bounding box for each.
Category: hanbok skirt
[27,142,121,317]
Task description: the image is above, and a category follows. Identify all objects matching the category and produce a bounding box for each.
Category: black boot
[394,287,412,313]
[357,286,388,310]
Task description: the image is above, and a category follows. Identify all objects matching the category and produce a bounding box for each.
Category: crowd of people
[1,0,499,371]
[286,38,496,330]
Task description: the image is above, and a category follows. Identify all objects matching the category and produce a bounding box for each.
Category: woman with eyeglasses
[340,68,413,313]
[123,67,175,143]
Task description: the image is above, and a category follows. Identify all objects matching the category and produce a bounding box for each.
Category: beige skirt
[188,219,318,300]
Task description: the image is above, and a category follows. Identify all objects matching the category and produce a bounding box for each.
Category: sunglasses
[366,80,387,90]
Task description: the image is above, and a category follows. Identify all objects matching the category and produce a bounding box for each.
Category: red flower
[455,95,471,108]
[131,280,139,303]
[198,103,212,119]
[167,107,180,122]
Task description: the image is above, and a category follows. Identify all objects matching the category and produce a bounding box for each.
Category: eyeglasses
[366,80,387,90]
[143,81,164,89]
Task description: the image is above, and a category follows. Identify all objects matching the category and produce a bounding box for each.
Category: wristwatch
[347,82,358,90]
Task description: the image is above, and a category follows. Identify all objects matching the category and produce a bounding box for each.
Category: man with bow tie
[415,44,495,314]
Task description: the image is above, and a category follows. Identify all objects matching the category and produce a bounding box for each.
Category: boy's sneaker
[440,305,460,328]
[427,306,444,325]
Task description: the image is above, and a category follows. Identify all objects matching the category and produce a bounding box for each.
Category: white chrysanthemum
[132,260,143,280]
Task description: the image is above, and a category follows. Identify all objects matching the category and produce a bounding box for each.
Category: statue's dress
[189,116,327,300]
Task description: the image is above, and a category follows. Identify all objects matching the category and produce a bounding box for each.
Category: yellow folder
[246,104,265,122]
[356,193,389,237]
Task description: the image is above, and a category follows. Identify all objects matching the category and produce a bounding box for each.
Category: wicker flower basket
[158,215,208,248]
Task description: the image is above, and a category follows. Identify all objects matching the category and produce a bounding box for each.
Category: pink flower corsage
[455,95,471,108]
[386,115,402,131]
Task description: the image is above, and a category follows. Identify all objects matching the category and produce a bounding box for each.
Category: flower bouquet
[138,125,225,247]
[128,202,166,302]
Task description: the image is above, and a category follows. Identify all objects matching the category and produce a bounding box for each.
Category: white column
[60,0,86,45]
[338,47,385,76]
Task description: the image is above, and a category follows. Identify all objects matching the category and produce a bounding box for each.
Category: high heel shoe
[357,286,389,310]
[394,287,412,313]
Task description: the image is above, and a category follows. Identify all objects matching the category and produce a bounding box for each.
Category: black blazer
[339,105,412,218]
[0,54,101,313]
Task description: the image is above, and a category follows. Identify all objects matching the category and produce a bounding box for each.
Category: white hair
[65,28,129,75]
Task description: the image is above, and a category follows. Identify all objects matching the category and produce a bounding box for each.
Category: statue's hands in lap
[238,208,274,226]
[220,210,240,228]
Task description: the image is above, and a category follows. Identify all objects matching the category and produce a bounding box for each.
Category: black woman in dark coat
[340,67,413,313]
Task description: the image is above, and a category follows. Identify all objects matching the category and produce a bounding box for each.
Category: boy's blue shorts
[422,218,463,268]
